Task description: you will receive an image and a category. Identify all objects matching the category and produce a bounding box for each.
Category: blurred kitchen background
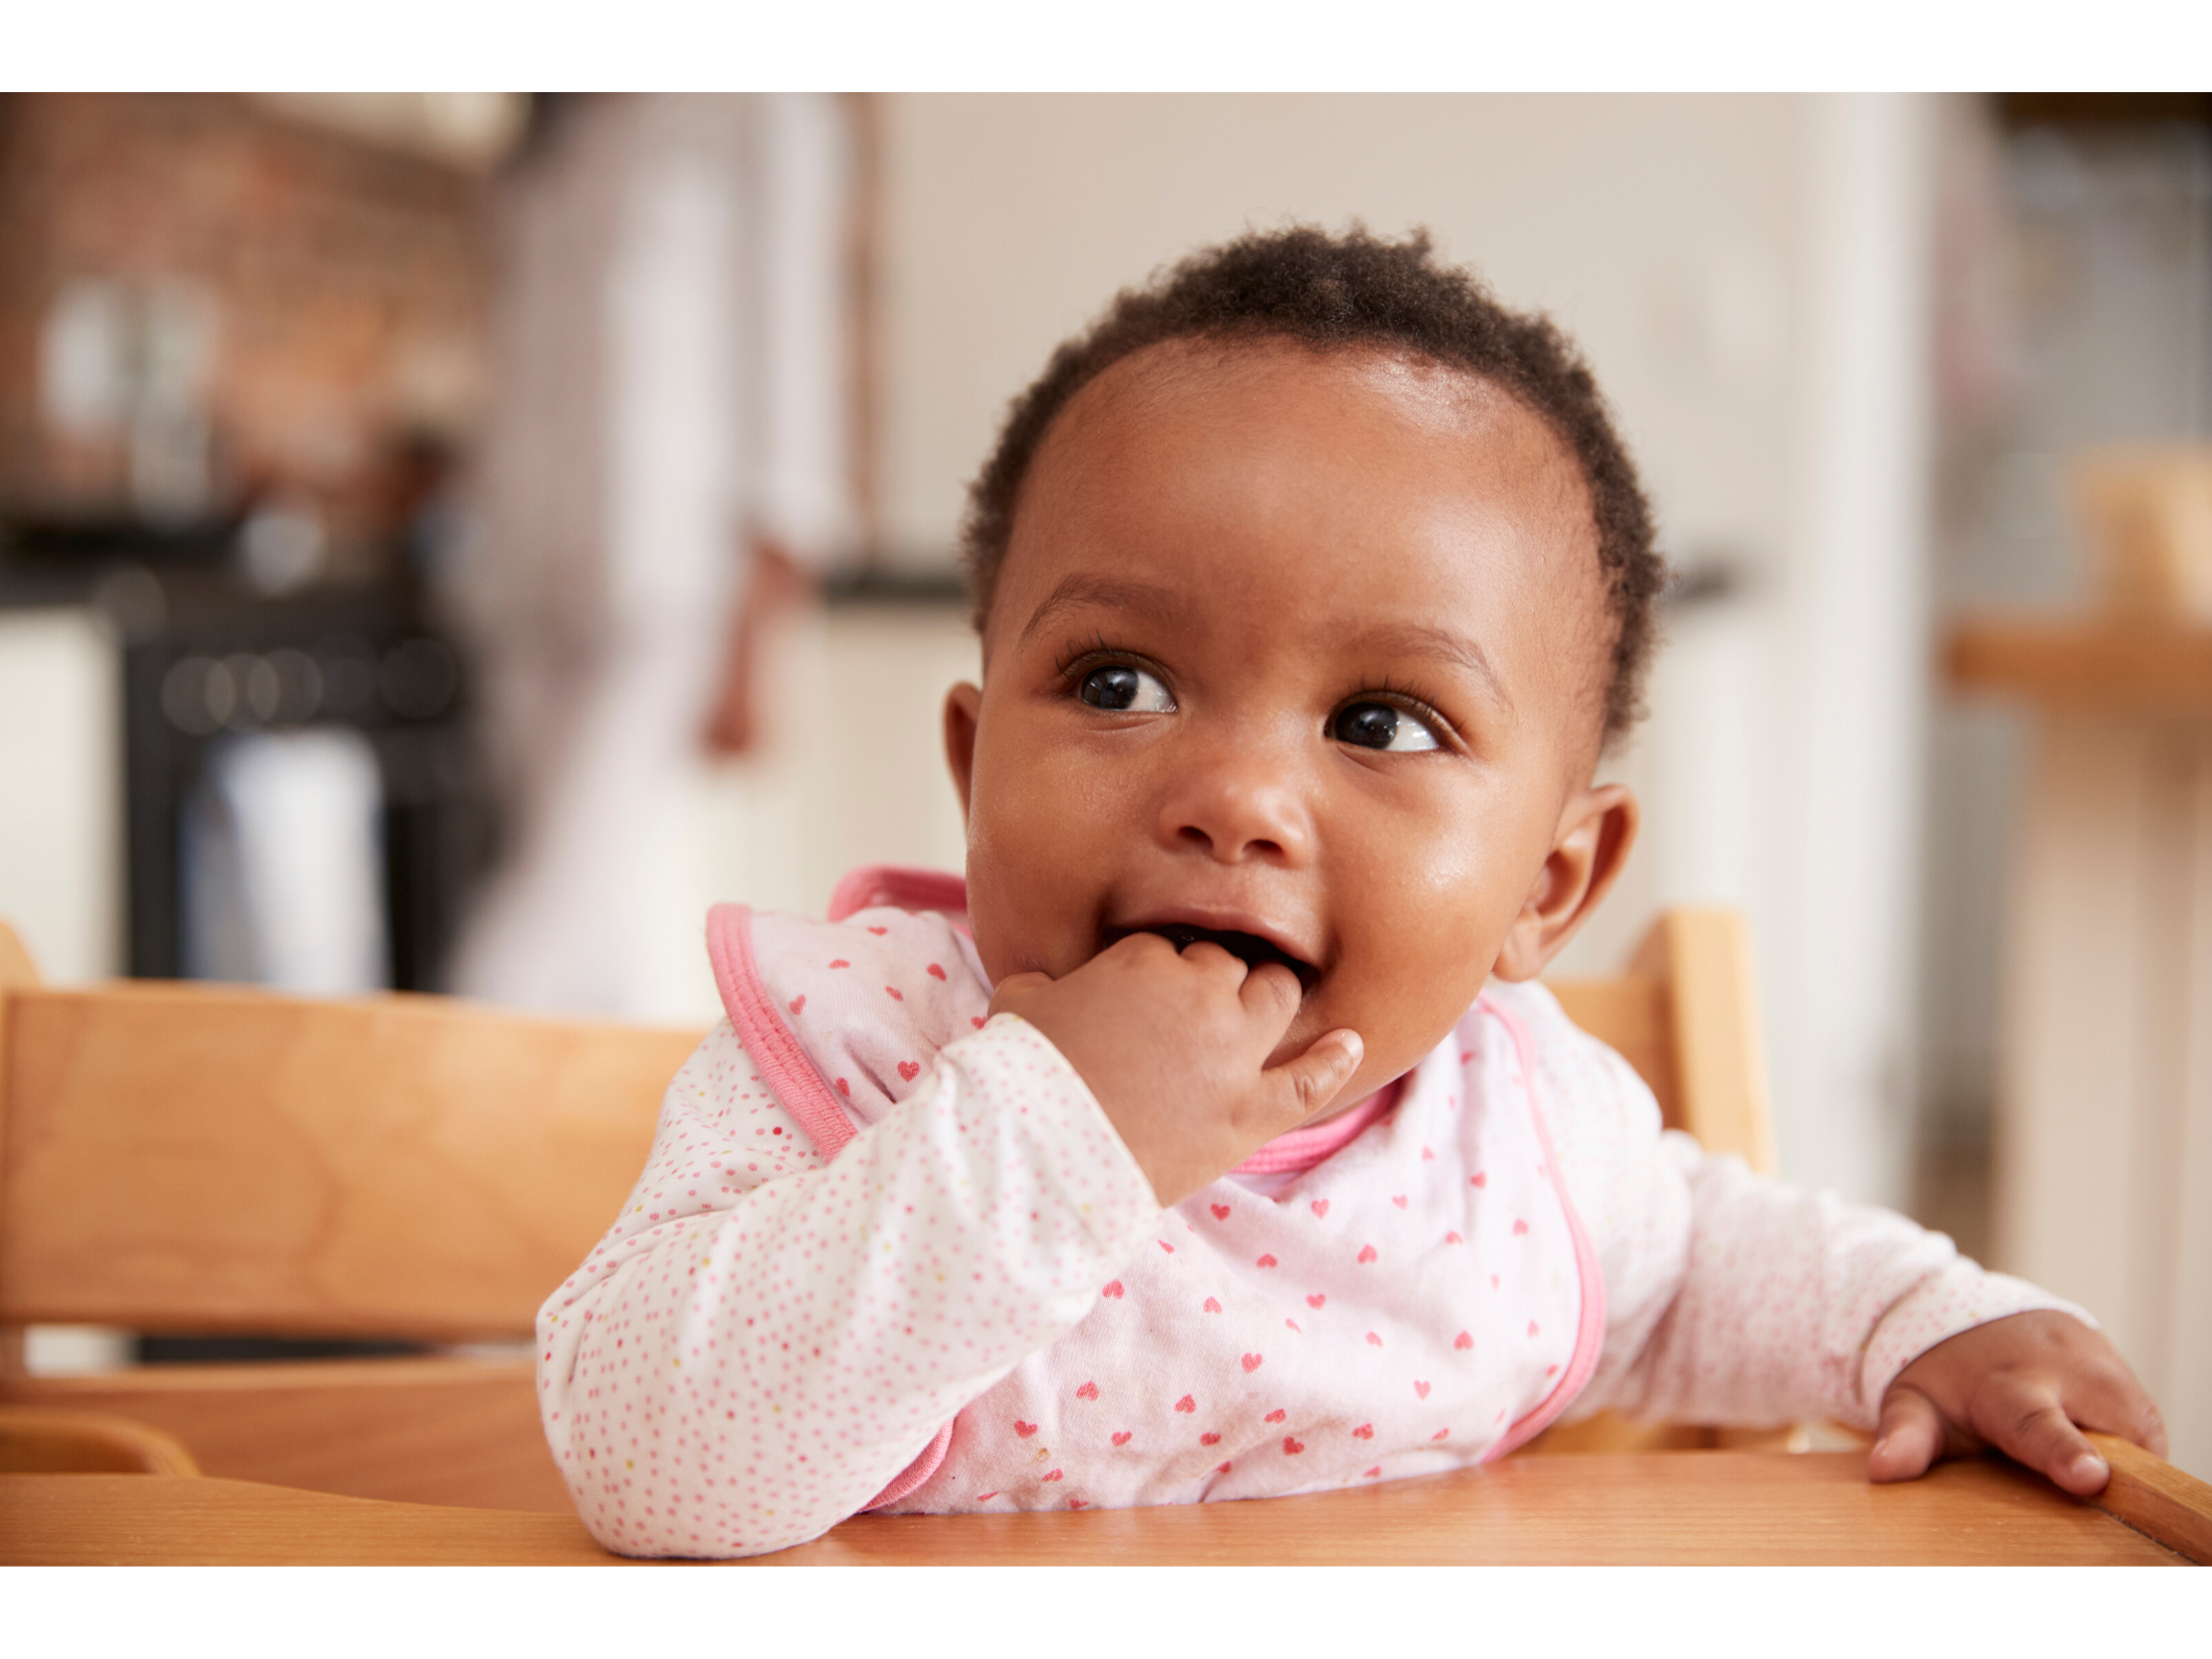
[1,93,2206,1472]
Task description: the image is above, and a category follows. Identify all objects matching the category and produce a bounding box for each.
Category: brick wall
[0,93,491,543]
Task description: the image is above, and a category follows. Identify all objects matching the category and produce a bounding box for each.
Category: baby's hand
[1870,1310,2168,1495]
[989,933,1363,1208]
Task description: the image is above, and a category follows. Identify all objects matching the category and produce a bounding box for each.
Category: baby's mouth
[1106,923,1321,993]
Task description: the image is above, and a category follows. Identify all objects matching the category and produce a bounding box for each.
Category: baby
[537,227,2165,1559]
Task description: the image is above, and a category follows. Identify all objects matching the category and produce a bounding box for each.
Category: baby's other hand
[1870,1310,2167,1495]
[988,933,1362,1209]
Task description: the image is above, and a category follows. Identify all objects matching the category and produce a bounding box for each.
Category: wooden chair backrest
[0,937,700,1344]
[0,907,1772,1350]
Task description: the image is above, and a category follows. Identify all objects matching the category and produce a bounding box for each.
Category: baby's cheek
[1344,914,1498,1053]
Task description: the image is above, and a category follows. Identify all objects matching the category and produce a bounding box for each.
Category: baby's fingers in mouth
[1108,923,1319,992]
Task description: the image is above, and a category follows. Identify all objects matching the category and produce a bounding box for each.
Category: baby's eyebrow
[1343,620,1513,711]
[1016,573,1184,648]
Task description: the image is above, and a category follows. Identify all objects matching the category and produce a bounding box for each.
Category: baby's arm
[1527,990,2163,1488]
[535,1015,1163,1559]
[1608,1143,2164,1490]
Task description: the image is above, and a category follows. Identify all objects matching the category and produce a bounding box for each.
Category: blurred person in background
[446,93,854,1017]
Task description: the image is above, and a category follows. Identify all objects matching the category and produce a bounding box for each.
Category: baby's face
[946,339,1633,1117]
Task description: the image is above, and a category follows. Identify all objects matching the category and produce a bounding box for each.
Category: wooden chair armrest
[2,1353,562,1509]
[0,1406,201,1475]
[2086,1431,2212,1564]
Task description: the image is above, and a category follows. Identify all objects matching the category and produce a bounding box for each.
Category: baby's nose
[1157,743,1314,866]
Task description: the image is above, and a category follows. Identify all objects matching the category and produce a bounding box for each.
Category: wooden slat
[1945,613,2212,718]
[5,1355,566,1511]
[0,982,701,1340]
[2089,1431,2212,1564]
[1631,910,1776,1172]
[0,1451,2185,1566]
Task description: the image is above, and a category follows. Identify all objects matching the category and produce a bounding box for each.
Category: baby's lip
[1103,907,1323,990]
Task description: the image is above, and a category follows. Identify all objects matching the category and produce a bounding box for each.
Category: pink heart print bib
[707,867,1604,1513]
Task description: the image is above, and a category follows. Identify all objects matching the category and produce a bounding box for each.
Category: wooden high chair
[0,908,1777,1508]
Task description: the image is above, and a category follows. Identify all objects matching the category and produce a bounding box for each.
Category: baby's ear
[943,682,983,827]
[1492,783,1639,981]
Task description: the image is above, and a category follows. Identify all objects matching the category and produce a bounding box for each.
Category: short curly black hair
[960,225,1666,747]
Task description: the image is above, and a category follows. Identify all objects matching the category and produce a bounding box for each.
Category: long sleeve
[1495,982,2089,1431]
[536,1012,1163,1558]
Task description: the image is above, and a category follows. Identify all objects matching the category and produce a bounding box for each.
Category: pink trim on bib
[1476,994,1609,1459]
[864,1422,955,1510]
[706,903,855,1157]
[1231,1078,1402,1177]
[829,865,972,930]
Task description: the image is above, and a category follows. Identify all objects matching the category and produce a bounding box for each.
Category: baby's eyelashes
[1079,663,1175,713]
[1332,701,1442,753]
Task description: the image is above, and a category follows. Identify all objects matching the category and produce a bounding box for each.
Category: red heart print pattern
[1431,1429,1450,1441]
[866,926,888,936]
[1471,1172,1486,1188]
[926,962,948,979]
[1527,1320,1541,1337]
[1200,1431,1220,1446]
[1546,1364,1560,1378]
[1391,1195,1408,1209]
[1512,1218,1529,1236]
[830,959,851,970]
[1459,1049,1475,1063]
[1068,1499,1088,1510]
[1357,1244,1378,1264]
[1454,1331,1474,1350]
[1445,1231,1465,1245]
[1076,1381,1098,1401]
[1112,1431,1132,1446]
[1203,1297,1222,1313]
[1158,1240,1174,1253]
[971,1016,986,1028]
[1283,1437,1305,1455]
[1363,1466,1382,1479]
[885,986,904,1001]
[1421,1146,1435,1161]
[975,1491,998,1502]
[1263,1408,1286,1424]
[1310,1199,1330,1219]
[1101,1281,1123,1299]
[1365,1332,1382,1347]
[1042,1469,1063,1482]
[897,1061,921,1082]
[787,995,805,1017]
[1413,1381,1431,1400]
[1218,1461,1233,1474]
[1352,1424,1374,1439]
[835,1078,851,1097]
[1175,1395,1196,1413]
[1307,1293,1326,1309]
[1240,1353,1263,1373]
[1211,1203,1230,1219]
[1015,1420,1037,1437]
[1255,1254,1278,1268]
[1285,1318,1301,1333]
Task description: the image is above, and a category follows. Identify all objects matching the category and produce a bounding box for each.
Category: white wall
[0,608,123,986]
[871,93,1937,1210]
[651,602,979,1026]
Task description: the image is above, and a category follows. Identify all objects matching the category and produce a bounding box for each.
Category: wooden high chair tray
[1,1449,2188,1566]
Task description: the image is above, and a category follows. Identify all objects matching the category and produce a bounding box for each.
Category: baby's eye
[1078,663,1175,713]
[1332,701,1440,753]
